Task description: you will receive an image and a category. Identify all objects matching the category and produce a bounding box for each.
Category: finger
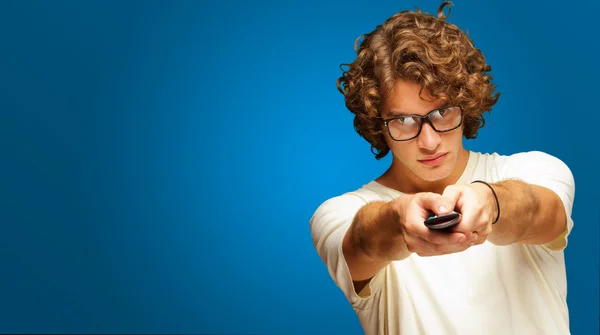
[440,186,478,241]
[478,224,493,237]
[409,235,472,256]
[405,217,468,245]
[417,249,462,257]
[472,233,487,245]
[417,192,452,216]
[407,192,466,244]
[450,194,479,240]
[474,212,494,235]
[453,218,475,242]
[404,234,438,254]
[421,228,468,245]
[441,185,463,212]
[403,234,425,254]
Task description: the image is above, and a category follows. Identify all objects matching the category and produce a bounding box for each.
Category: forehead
[382,80,445,117]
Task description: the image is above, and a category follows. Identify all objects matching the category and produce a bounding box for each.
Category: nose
[417,122,441,151]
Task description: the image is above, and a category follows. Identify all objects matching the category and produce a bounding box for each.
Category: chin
[414,165,454,182]
[418,172,451,182]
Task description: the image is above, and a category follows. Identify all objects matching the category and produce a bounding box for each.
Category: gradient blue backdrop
[0,0,598,334]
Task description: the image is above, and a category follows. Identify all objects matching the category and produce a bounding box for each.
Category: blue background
[0,0,598,334]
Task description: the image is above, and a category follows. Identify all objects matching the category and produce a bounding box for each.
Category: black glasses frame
[380,106,463,142]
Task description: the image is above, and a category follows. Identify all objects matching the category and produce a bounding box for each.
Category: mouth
[418,152,448,166]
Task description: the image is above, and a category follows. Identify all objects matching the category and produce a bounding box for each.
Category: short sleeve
[497,151,575,251]
[309,191,386,310]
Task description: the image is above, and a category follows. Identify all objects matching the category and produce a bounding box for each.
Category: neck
[379,148,470,195]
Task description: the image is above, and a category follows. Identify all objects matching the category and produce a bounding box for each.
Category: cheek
[388,141,416,160]
[442,127,464,144]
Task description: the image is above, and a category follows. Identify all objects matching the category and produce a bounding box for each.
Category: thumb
[440,185,462,213]
[434,199,451,216]
[419,192,451,216]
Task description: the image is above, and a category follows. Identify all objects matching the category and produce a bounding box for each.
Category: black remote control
[424,211,461,230]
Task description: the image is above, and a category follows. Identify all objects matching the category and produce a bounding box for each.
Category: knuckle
[451,244,465,252]
[433,244,446,254]
[423,191,439,200]
[475,235,487,244]
[477,226,490,237]
[450,185,462,193]
[475,217,488,230]
[462,186,473,197]
[403,223,417,235]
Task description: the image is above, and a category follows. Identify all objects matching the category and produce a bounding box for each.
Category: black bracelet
[471,180,500,224]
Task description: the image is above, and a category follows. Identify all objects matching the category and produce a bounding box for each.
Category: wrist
[348,201,395,260]
[366,199,408,261]
[386,196,406,233]
[471,180,500,225]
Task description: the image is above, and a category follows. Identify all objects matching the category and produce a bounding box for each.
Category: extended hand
[441,183,498,245]
[393,192,474,257]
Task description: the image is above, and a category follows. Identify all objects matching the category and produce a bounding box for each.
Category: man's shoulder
[470,150,572,182]
[310,181,393,216]
[470,149,547,159]
[316,182,386,206]
[470,150,561,167]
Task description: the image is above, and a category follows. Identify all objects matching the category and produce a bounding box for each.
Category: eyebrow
[386,105,449,118]
[387,110,414,117]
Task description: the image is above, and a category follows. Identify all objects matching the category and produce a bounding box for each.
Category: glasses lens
[429,106,462,131]
[387,116,422,141]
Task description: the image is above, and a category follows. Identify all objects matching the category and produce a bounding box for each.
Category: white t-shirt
[310,150,575,335]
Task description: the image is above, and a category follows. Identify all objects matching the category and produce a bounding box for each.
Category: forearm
[342,200,409,281]
[486,180,566,246]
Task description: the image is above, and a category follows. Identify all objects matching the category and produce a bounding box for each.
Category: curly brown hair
[336,1,500,159]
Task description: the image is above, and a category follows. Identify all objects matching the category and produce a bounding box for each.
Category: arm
[342,193,471,292]
[440,152,574,251]
[311,191,473,305]
[490,152,575,250]
[341,200,409,289]
[475,180,568,247]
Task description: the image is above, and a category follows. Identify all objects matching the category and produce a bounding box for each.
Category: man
[309,2,575,335]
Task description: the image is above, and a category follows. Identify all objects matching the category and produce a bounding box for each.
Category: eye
[431,107,453,119]
[398,117,416,125]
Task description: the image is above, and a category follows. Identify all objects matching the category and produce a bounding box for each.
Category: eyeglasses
[380,106,463,141]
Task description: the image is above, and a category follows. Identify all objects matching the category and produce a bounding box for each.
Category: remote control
[424,211,461,230]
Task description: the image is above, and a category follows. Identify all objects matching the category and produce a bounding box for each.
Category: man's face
[381,80,464,182]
